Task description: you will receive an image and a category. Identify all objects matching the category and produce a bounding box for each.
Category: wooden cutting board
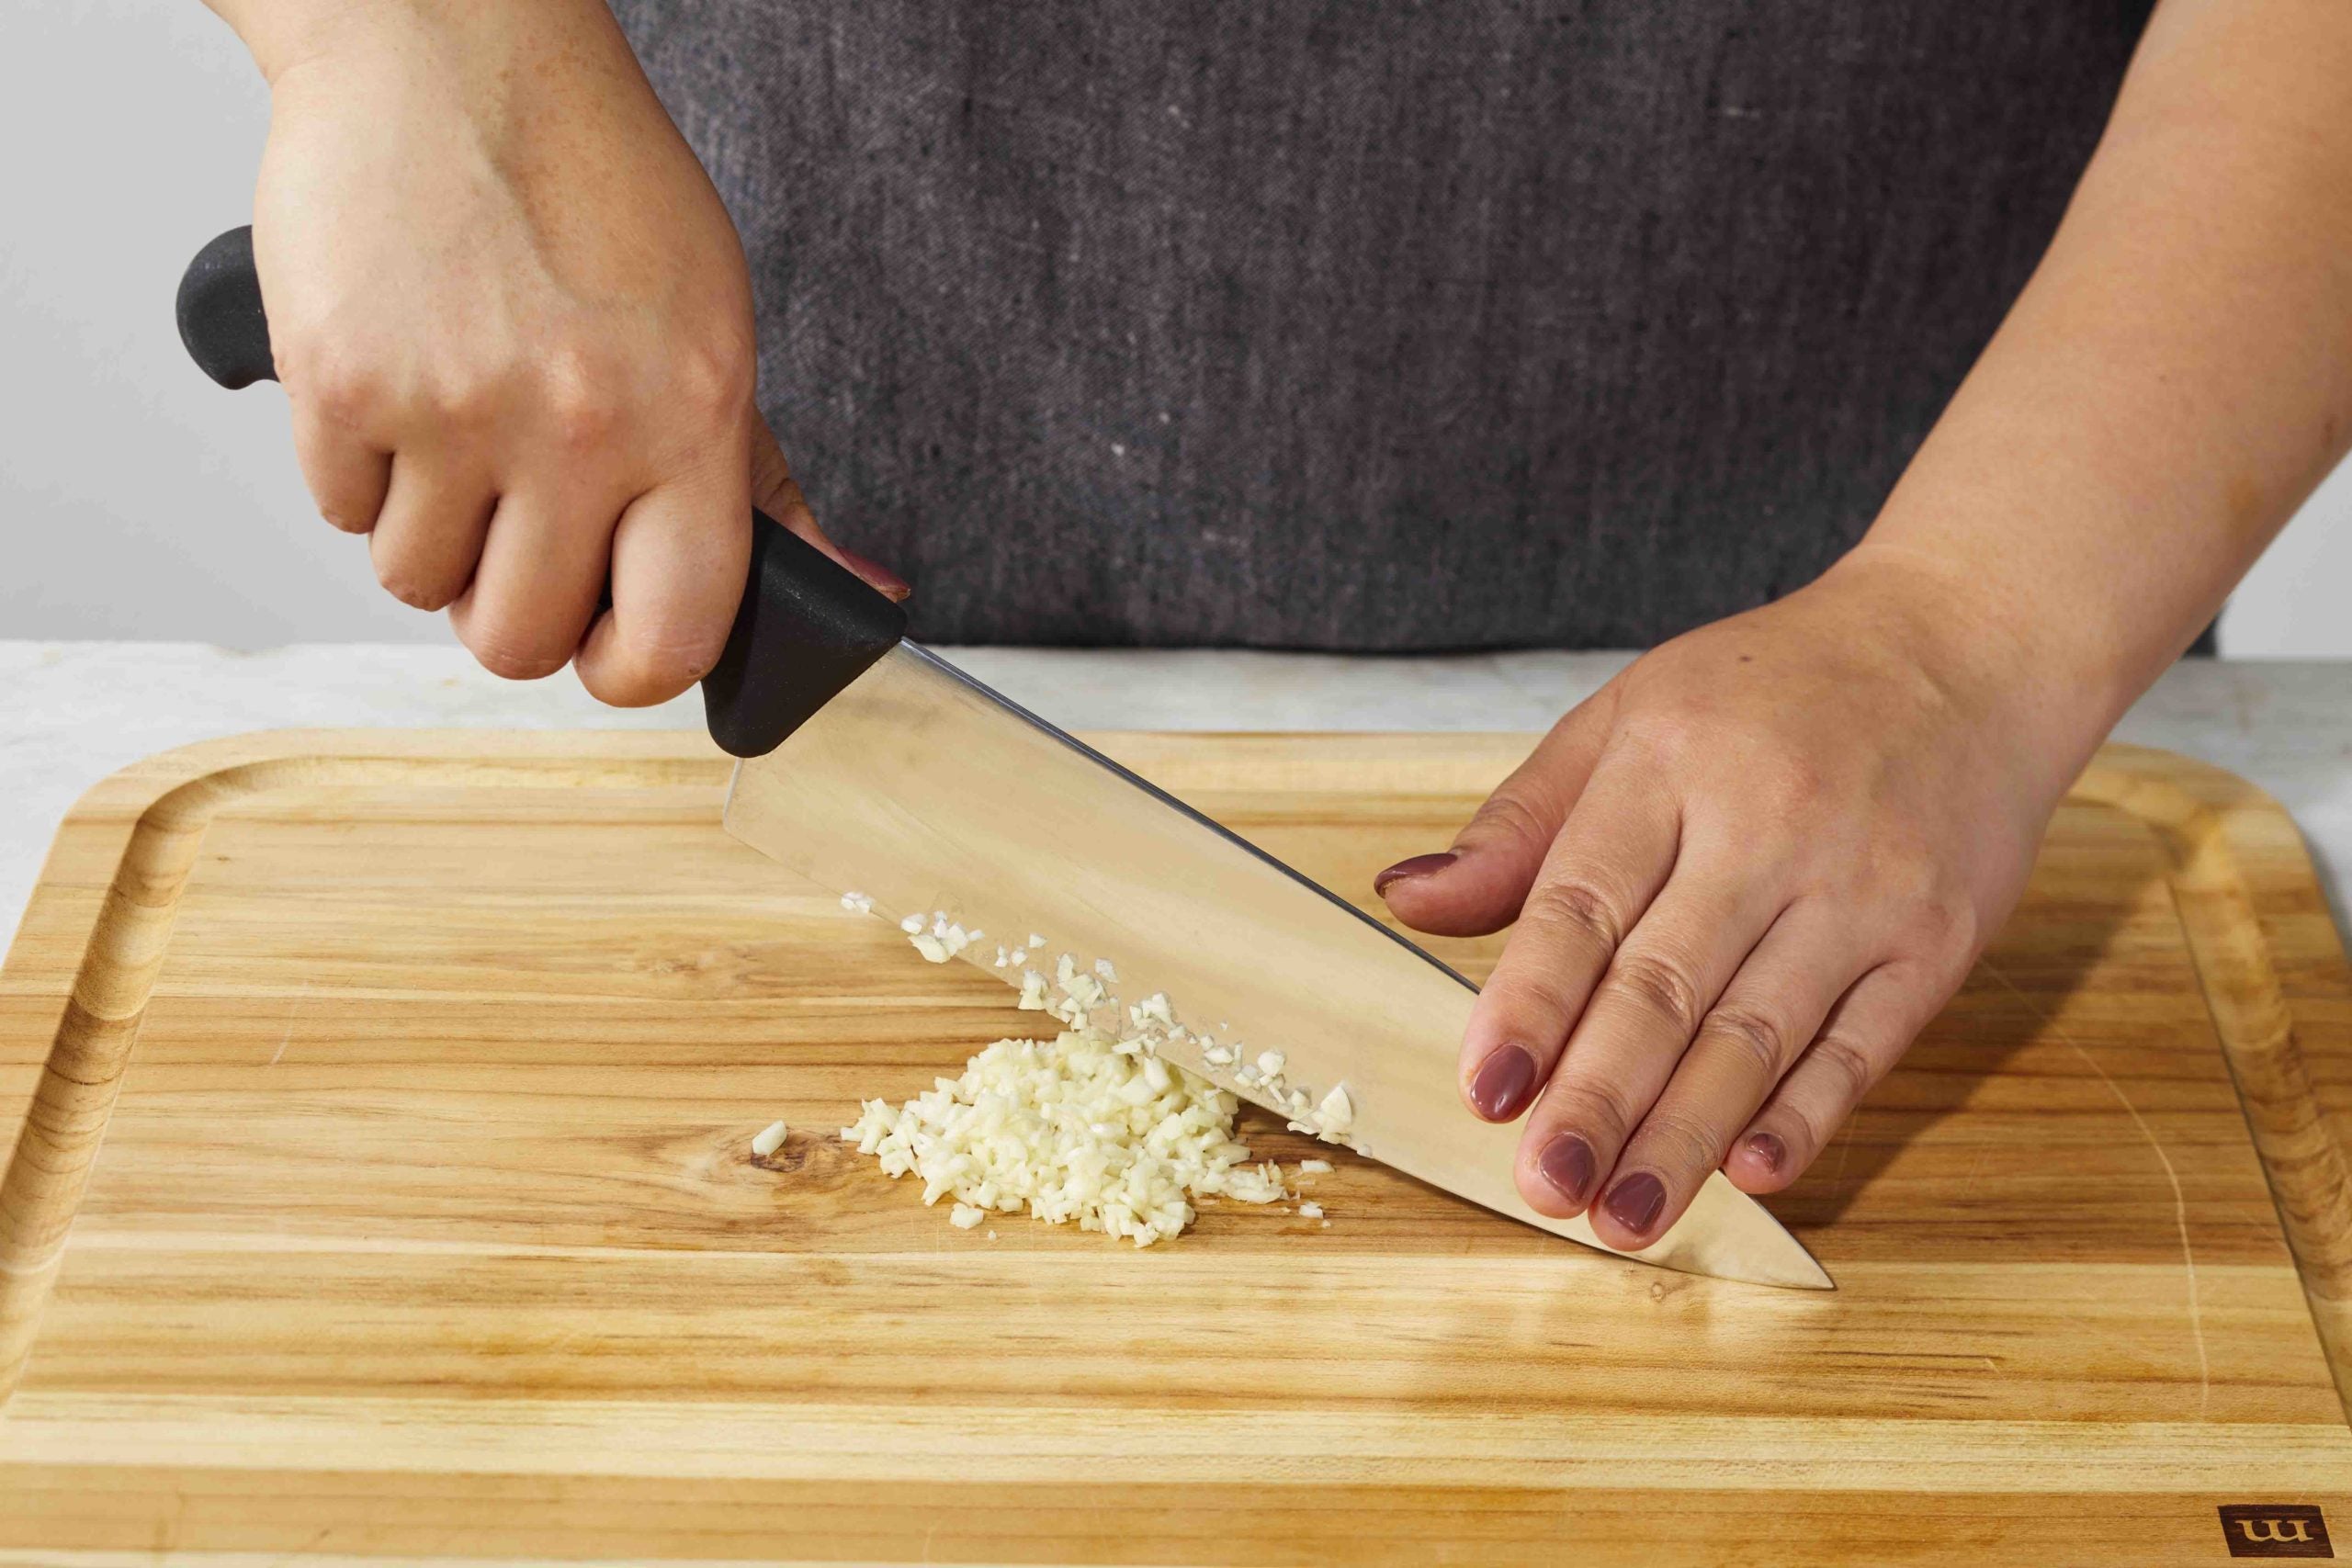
[5,729,2352,1565]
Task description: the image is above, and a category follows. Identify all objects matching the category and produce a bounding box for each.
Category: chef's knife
[178,228,1831,1290]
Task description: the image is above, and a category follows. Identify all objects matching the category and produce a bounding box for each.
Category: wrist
[1809,544,2123,805]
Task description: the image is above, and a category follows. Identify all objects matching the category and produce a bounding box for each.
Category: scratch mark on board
[268,987,311,1066]
[1984,960,2209,1417]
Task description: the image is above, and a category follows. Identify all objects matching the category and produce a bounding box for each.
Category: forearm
[1844,0,2352,767]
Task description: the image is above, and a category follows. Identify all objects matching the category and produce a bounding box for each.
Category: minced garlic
[831,904,1361,1247]
[842,1026,1283,1247]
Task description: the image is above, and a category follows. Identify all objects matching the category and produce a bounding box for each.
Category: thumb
[750,417,910,603]
[1375,685,1618,937]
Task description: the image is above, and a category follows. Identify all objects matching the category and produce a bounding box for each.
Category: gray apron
[615,0,2153,650]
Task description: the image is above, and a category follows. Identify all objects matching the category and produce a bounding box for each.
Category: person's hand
[1374,556,2087,1250]
[233,0,903,703]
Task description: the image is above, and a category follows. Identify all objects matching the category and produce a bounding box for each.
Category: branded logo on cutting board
[2220,1505,2332,1558]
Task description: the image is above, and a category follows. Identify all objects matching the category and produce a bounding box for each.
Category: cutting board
[5,730,2352,1565]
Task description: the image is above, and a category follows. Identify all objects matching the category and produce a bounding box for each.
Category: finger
[1510,847,1788,1224]
[573,472,753,706]
[1376,690,1620,938]
[750,419,909,602]
[447,489,615,682]
[1585,903,1874,1247]
[1726,960,1948,1195]
[367,453,497,611]
[288,400,392,536]
[1455,758,1679,1125]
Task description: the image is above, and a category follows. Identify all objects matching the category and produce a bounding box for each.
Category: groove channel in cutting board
[3,728,2351,1563]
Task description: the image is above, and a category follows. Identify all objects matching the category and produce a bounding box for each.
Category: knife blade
[727,643,1832,1290]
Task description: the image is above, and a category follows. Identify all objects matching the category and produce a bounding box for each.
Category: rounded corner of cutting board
[56,728,339,821]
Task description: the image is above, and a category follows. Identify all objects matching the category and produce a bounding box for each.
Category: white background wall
[6,2,2347,655]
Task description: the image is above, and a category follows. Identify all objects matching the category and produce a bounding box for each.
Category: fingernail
[837,547,911,601]
[1374,852,1457,897]
[1468,1045,1537,1121]
[1537,1134,1597,1206]
[1743,1131,1786,1175]
[1604,1171,1668,1237]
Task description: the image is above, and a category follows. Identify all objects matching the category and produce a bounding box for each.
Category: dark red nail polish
[1374,851,1457,897]
[1743,1131,1787,1175]
[1604,1172,1667,1236]
[1538,1134,1596,1206]
[837,547,911,600]
[1468,1045,1537,1121]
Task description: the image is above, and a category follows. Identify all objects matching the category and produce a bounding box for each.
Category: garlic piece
[750,1120,789,1157]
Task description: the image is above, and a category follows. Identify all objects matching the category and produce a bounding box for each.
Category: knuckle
[1807,1032,1880,1106]
[1617,709,1704,769]
[1540,1078,1635,1153]
[1928,896,1980,954]
[538,352,622,449]
[1466,787,1553,851]
[288,344,380,432]
[1629,1106,1724,1174]
[1759,753,1826,813]
[1882,887,1977,962]
[673,334,755,417]
[1871,842,1942,904]
[1702,1003,1792,1078]
[1521,876,1626,953]
[425,368,502,426]
[1605,950,1703,1033]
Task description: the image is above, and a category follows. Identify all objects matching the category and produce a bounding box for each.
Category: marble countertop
[5,640,2349,952]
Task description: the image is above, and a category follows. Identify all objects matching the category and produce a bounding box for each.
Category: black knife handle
[174,225,906,759]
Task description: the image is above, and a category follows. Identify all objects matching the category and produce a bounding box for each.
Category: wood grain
[3,728,2351,1563]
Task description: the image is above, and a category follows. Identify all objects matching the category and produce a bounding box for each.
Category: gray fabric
[615,1,2154,650]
